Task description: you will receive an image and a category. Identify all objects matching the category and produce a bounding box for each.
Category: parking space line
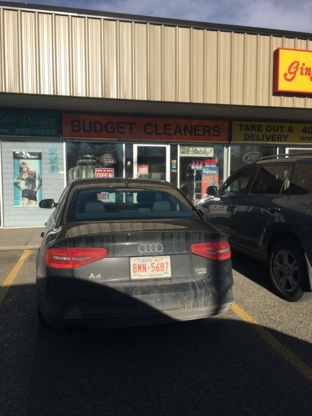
[231,302,312,383]
[0,250,33,308]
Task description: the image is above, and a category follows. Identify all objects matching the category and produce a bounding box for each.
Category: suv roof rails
[260,152,312,160]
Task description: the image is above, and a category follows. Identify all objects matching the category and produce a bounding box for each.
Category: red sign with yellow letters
[62,114,229,142]
[274,48,312,95]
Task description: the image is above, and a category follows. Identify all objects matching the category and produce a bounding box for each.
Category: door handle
[268,206,281,213]
[229,204,238,209]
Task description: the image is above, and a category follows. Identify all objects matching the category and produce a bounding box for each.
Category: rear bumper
[38,279,234,329]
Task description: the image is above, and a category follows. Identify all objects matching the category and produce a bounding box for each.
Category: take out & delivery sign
[274,48,312,94]
[232,121,312,144]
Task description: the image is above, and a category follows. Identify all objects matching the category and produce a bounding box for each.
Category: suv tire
[269,240,312,302]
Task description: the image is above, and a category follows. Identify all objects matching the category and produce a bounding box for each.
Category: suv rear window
[66,187,197,222]
[289,162,312,194]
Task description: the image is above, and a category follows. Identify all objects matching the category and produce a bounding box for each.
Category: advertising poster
[13,151,42,207]
[201,167,219,197]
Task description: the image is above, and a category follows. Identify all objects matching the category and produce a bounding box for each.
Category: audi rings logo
[138,243,163,253]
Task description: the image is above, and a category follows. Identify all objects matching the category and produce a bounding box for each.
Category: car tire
[269,240,312,302]
[37,301,51,329]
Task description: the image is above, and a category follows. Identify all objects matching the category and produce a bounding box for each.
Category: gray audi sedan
[36,178,233,330]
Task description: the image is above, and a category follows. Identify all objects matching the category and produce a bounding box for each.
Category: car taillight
[191,241,231,260]
[46,247,107,268]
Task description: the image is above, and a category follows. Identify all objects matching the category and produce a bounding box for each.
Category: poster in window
[13,151,42,207]
[201,167,219,197]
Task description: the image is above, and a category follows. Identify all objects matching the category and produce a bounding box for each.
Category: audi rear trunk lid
[47,219,231,287]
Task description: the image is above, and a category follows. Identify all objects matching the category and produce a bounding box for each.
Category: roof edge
[0,1,312,40]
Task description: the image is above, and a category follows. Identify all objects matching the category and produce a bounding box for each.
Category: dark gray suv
[197,153,312,302]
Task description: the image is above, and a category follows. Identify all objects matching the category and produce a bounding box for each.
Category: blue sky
[4,0,312,34]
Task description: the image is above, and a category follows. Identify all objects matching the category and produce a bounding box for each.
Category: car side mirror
[39,199,57,209]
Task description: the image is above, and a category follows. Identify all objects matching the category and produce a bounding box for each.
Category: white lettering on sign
[242,152,263,163]
[95,168,114,178]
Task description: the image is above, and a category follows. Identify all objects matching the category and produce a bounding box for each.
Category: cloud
[4,0,312,33]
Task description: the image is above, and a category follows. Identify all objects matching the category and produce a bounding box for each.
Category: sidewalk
[0,227,45,251]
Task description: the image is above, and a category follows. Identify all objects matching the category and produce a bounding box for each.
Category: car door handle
[229,204,238,209]
[268,206,281,213]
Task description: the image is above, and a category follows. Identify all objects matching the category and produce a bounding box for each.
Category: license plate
[130,256,171,279]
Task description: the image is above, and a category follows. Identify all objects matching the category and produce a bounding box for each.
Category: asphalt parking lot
[0,248,312,416]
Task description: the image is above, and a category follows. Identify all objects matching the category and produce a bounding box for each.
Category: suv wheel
[270,240,312,302]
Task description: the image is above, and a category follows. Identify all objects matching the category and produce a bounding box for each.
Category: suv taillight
[191,241,231,260]
[46,247,107,268]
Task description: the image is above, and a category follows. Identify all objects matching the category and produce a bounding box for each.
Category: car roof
[68,177,177,190]
[257,153,312,164]
[65,177,187,204]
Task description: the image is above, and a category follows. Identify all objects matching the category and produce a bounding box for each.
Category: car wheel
[269,240,312,302]
[37,301,51,329]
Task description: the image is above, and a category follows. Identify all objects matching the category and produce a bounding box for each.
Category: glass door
[133,145,170,181]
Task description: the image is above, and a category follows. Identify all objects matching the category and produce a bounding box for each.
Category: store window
[1,141,65,227]
[170,145,178,187]
[230,145,277,174]
[66,142,123,181]
[179,145,224,202]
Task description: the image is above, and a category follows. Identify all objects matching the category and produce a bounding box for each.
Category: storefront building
[1,2,312,227]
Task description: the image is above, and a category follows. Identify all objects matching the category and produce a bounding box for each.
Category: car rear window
[66,187,197,223]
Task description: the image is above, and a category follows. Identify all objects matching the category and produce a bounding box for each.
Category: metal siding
[256,34,271,106]
[162,26,176,101]
[218,31,231,104]
[148,24,161,101]
[0,9,3,92]
[204,30,218,103]
[1,5,312,111]
[103,20,118,98]
[231,33,244,104]
[119,21,132,99]
[191,29,204,103]
[55,15,70,96]
[243,34,257,105]
[3,10,20,92]
[88,18,102,98]
[71,17,86,97]
[21,12,37,94]
[178,27,190,103]
[38,13,54,95]
[134,23,147,100]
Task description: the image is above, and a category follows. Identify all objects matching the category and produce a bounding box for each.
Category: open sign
[95,168,114,178]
